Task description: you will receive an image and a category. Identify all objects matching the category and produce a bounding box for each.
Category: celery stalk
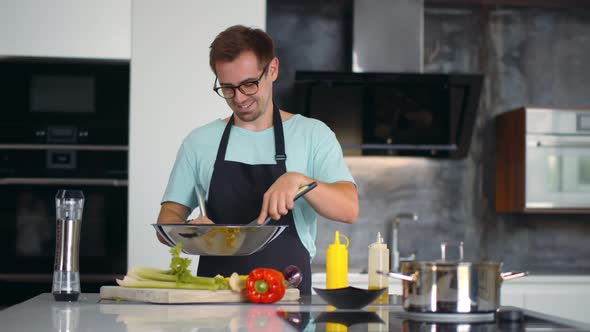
[118,243,229,290]
[128,267,176,282]
[116,276,221,290]
[128,267,216,285]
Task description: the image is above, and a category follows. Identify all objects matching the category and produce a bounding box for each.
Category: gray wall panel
[268,2,590,274]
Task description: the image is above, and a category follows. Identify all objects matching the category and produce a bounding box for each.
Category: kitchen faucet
[390,213,418,272]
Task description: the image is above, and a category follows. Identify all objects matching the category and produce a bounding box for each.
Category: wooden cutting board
[100,286,300,304]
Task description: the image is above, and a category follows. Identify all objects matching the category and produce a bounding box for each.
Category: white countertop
[2,293,590,332]
[0,293,319,332]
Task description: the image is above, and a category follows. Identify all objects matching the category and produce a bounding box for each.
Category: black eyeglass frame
[212,63,270,99]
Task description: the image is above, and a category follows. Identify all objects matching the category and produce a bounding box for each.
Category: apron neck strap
[272,103,286,165]
[216,103,287,165]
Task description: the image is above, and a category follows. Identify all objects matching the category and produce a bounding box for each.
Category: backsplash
[311,6,590,274]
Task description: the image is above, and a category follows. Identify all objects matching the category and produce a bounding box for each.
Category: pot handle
[376,270,418,282]
[441,241,464,261]
[501,271,529,281]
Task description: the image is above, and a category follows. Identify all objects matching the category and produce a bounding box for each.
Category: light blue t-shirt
[162,114,355,260]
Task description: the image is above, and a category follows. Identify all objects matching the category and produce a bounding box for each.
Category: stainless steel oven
[0,57,129,306]
[0,177,127,272]
[0,147,128,306]
[525,108,590,209]
[0,57,129,145]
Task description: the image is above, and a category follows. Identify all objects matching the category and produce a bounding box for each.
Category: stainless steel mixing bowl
[153,224,288,256]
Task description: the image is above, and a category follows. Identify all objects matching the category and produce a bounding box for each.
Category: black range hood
[282,0,484,159]
[294,71,483,159]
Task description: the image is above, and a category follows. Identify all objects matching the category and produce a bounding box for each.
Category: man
[157,25,358,294]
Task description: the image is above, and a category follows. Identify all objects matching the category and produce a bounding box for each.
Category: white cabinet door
[501,291,525,307]
[503,276,590,325]
[0,0,130,59]
[525,290,590,324]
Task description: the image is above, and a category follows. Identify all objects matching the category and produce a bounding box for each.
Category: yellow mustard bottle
[326,230,349,289]
[368,232,389,303]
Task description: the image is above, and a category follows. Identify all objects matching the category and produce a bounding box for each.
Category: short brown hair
[209,25,275,74]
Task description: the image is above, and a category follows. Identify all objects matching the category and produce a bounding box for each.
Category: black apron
[197,104,312,295]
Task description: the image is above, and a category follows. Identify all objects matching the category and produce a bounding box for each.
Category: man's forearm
[156,202,190,246]
[300,178,359,223]
[157,202,190,224]
[158,211,183,224]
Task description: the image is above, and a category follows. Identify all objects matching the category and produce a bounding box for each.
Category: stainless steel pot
[380,242,528,313]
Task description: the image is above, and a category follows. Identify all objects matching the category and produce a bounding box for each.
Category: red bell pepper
[246,268,286,304]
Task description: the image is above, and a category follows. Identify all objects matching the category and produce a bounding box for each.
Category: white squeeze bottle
[368,232,389,303]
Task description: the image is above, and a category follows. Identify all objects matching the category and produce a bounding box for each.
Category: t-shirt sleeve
[310,122,356,185]
[161,142,199,209]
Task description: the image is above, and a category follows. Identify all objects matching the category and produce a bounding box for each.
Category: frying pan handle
[501,271,529,281]
[259,182,318,226]
[294,182,317,200]
[377,270,418,282]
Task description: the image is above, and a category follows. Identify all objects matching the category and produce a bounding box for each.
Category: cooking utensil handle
[259,182,317,226]
[196,184,207,218]
[184,185,208,224]
[501,271,529,281]
[376,270,417,282]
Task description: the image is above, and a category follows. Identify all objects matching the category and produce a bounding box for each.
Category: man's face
[214,51,277,124]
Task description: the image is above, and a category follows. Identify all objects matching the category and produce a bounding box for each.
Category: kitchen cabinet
[501,275,590,324]
[495,106,590,213]
[0,0,130,59]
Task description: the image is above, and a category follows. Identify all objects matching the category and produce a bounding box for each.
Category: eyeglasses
[213,63,269,99]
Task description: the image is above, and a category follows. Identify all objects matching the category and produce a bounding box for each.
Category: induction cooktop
[278,302,590,331]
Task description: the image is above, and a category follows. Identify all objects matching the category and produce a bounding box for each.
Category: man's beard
[232,100,264,122]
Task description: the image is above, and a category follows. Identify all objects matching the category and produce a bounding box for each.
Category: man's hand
[156,202,214,246]
[257,172,308,224]
[256,173,358,225]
